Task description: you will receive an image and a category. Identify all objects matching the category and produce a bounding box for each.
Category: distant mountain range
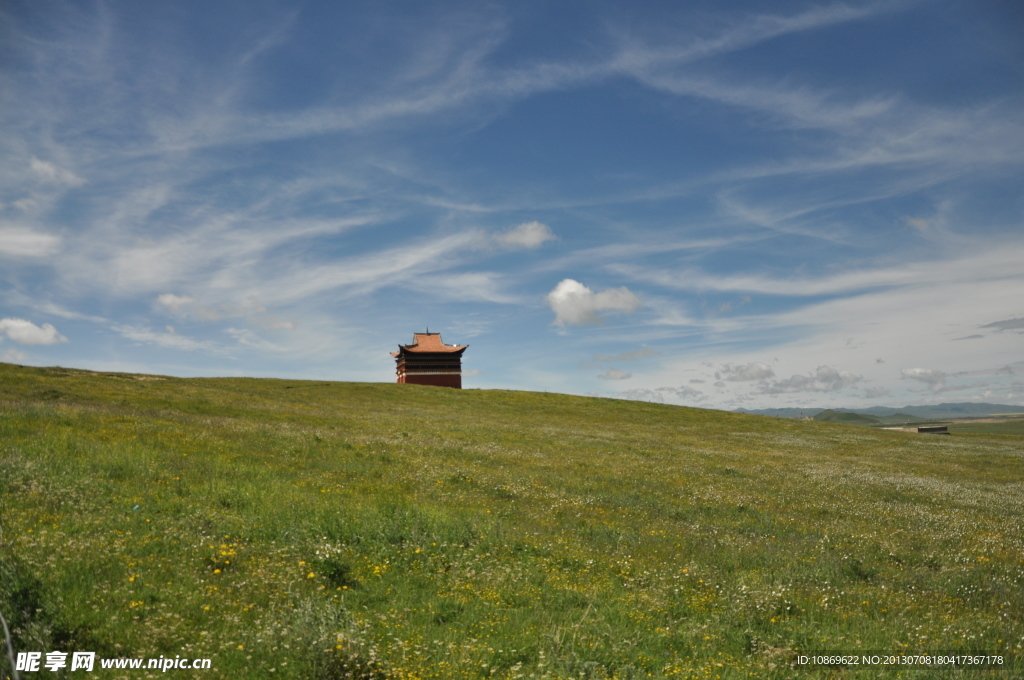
[735,402,1024,421]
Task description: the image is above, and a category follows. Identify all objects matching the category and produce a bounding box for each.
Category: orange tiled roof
[392,332,467,355]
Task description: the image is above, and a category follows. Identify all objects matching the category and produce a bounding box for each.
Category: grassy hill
[948,420,1024,436]
[1,363,1022,679]
[737,403,1024,420]
[811,410,880,425]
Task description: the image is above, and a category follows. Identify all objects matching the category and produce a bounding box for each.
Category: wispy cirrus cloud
[4,1,900,158]
[156,294,266,321]
[29,158,86,187]
[609,1,898,73]
[63,213,383,296]
[611,241,1024,297]
[224,327,285,351]
[112,324,214,352]
[0,225,61,257]
[408,272,522,304]
[242,230,487,305]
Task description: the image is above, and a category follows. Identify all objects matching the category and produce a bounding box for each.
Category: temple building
[392,331,468,389]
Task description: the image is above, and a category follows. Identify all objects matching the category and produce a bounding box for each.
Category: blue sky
[2,0,1022,410]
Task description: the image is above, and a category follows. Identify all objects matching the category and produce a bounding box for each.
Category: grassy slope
[948,420,1024,436]
[1,363,1022,679]
[811,410,879,425]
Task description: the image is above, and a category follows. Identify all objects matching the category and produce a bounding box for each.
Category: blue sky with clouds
[2,0,1023,410]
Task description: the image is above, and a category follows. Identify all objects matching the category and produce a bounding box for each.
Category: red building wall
[399,373,462,388]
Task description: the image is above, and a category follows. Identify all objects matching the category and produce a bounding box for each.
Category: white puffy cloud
[900,367,946,392]
[717,362,775,382]
[0,318,68,345]
[495,221,556,249]
[546,279,642,326]
[598,368,631,380]
[760,365,861,394]
[0,226,61,257]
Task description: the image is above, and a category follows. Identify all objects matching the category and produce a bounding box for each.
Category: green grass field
[1,363,1022,679]
[948,421,1024,436]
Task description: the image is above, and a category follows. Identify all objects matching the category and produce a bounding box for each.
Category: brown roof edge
[396,332,467,354]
